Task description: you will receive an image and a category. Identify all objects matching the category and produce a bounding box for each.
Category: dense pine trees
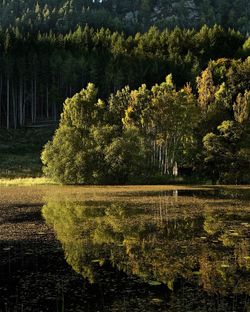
[0,25,247,128]
[0,0,249,33]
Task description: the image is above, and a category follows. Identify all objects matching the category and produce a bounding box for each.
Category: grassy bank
[0,128,55,178]
[0,177,57,186]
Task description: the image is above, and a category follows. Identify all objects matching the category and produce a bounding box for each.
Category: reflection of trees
[202,211,250,295]
[42,198,250,296]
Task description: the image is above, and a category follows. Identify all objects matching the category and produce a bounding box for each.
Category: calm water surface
[0,187,250,311]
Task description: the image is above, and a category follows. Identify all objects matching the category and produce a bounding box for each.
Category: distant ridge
[0,0,249,34]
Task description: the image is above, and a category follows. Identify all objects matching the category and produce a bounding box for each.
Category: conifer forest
[0,0,249,183]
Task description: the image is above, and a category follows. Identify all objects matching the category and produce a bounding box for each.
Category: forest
[42,57,250,184]
[0,0,249,33]
[0,25,248,129]
[0,1,249,184]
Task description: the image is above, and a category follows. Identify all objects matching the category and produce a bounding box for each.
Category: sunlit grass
[0,177,57,186]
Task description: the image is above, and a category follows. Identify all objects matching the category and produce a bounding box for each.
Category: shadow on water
[4,210,42,224]
[119,188,250,200]
[0,239,172,312]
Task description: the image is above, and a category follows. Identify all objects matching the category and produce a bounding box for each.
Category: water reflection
[42,191,250,310]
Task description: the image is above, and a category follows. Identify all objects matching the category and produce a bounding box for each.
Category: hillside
[0,0,249,33]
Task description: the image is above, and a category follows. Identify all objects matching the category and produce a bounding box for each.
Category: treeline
[42,58,250,184]
[0,0,249,33]
[0,25,248,128]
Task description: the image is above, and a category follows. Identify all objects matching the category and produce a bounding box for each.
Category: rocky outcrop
[117,0,249,33]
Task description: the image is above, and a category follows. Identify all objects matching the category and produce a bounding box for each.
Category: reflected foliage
[43,190,250,302]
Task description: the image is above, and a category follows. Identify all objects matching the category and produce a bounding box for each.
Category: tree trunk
[164,145,168,175]
[34,75,37,123]
[46,84,49,119]
[31,79,34,124]
[12,84,17,129]
[6,78,10,129]
[19,79,23,127]
[0,74,3,127]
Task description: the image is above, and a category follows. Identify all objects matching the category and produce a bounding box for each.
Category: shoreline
[0,177,250,189]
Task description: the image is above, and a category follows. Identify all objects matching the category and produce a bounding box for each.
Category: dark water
[1,188,250,311]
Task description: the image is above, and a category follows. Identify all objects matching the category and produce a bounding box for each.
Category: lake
[0,185,250,311]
